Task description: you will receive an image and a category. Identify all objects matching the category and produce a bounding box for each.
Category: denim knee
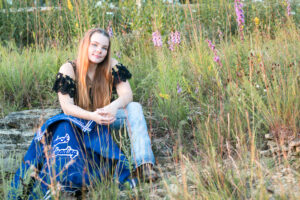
[127,102,142,111]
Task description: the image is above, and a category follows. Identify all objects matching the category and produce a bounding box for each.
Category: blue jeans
[110,102,155,168]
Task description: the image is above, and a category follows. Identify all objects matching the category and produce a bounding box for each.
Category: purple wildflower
[168,40,174,51]
[234,0,245,40]
[168,31,181,51]
[195,87,199,94]
[152,31,163,47]
[218,29,223,39]
[206,40,222,67]
[214,56,220,63]
[107,26,113,38]
[171,31,181,44]
[207,40,215,50]
[177,83,182,94]
[116,51,121,58]
[286,0,291,16]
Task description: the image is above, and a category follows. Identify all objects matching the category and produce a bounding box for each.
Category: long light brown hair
[76,28,112,111]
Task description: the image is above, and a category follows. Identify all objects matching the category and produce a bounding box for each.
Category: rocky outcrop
[0,109,61,172]
[260,131,300,170]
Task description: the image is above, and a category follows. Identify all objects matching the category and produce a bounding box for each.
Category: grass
[0,0,299,199]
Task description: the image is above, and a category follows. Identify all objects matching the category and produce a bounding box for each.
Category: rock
[260,150,272,157]
[0,109,61,130]
[265,134,273,140]
[0,129,34,144]
[289,139,300,148]
[0,109,61,172]
[281,145,289,152]
[168,184,178,194]
[267,141,277,148]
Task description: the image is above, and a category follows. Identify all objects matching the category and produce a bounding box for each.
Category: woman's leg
[110,102,155,169]
[8,133,45,199]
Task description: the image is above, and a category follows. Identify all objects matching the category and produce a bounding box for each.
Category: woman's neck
[87,63,97,81]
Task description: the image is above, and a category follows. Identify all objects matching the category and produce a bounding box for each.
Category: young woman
[9,28,156,199]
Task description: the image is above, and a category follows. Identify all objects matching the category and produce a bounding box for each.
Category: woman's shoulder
[53,61,77,98]
[58,61,76,80]
[110,58,129,71]
[111,58,132,85]
[111,58,119,67]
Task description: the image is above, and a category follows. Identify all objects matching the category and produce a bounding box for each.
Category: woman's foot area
[134,163,158,183]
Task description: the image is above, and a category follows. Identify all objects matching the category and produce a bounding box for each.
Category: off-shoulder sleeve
[52,73,76,98]
[112,63,132,86]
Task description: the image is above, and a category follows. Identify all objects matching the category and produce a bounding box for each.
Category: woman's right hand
[89,111,116,125]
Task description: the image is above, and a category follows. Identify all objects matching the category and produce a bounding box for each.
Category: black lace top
[52,61,132,102]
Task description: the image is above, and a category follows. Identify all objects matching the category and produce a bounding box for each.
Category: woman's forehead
[90,32,109,46]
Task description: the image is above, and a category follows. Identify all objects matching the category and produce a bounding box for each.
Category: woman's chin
[90,58,104,64]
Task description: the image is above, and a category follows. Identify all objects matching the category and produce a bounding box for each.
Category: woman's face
[88,32,109,64]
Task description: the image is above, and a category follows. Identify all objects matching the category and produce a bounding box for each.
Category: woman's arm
[97,80,133,118]
[97,59,133,117]
[57,63,115,124]
[108,80,133,108]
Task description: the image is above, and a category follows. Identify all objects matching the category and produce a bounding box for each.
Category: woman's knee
[126,102,143,113]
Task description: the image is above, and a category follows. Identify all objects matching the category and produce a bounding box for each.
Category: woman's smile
[88,32,109,64]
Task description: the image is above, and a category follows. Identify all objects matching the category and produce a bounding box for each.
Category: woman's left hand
[97,104,118,119]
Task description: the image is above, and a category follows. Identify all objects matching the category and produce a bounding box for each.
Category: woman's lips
[93,54,102,59]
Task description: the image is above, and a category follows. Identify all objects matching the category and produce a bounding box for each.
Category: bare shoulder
[58,62,76,80]
[111,58,119,68]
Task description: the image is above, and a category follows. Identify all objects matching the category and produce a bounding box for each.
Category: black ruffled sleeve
[112,63,132,86]
[52,73,76,98]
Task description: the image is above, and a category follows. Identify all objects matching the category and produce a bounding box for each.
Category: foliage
[0,0,299,199]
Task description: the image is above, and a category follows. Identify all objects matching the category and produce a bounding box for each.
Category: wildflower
[218,29,223,39]
[208,65,212,71]
[67,0,73,12]
[254,17,260,26]
[75,23,79,28]
[257,54,262,63]
[256,84,260,88]
[207,40,215,50]
[170,31,181,44]
[168,40,174,51]
[159,93,170,100]
[234,0,245,40]
[177,83,182,94]
[214,56,220,63]
[195,87,199,94]
[168,31,181,51]
[285,0,291,16]
[107,26,113,38]
[152,31,163,47]
[206,40,222,66]
[116,51,121,58]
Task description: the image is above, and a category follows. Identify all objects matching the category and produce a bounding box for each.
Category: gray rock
[0,108,61,130]
[0,109,61,172]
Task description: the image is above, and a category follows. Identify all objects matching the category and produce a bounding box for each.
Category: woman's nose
[95,48,102,53]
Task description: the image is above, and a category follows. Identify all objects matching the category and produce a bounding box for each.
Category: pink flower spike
[152,31,163,47]
[107,27,113,38]
[206,39,222,66]
[177,83,182,94]
[286,0,291,16]
[234,0,245,40]
[214,56,220,63]
[168,31,181,51]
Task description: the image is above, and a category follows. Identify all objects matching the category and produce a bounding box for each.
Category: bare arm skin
[97,59,133,117]
[57,63,115,125]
